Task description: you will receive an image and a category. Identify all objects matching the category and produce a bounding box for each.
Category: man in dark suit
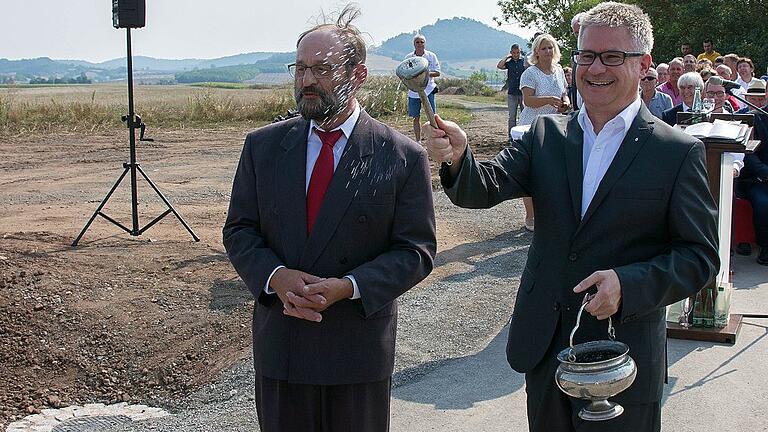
[222,6,436,431]
[424,3,718,431]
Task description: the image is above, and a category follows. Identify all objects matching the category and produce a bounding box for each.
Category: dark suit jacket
[441,105,719,404]
[661,103,684,126]
[223,110,436,385]
[741,107,768,186]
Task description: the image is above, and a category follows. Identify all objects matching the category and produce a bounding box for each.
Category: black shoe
[736,242,752,256]
[758,247,768,266]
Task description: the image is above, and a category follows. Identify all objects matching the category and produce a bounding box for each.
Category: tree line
[496,0,768,74]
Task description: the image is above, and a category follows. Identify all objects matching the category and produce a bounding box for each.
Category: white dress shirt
[578,98,642,218]
[264,103,362,299]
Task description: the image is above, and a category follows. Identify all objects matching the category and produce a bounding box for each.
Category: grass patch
[436,77,497,97]
[438,102,473,126]
[359,76,408,118]
[457,94,507,104]
[190,82,252,90]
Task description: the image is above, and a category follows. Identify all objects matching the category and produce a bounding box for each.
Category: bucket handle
[568,294,615,362]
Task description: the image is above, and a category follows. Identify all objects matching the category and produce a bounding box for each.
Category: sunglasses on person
[641,76,657,81]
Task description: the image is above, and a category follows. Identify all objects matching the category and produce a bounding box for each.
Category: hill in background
[1,18,528,84]
[374,17,529,61]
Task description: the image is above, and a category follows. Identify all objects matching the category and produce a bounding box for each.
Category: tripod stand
[72,28,199,246]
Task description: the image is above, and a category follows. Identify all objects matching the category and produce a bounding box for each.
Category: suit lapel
[299,111,375,270]
[577,106,655,230]
[275,119,310,267]
[564,114,585,223]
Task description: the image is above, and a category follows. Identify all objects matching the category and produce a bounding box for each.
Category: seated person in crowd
[736,80,767,114]
[736,57,762,91]
[715,64,746,109]
[705,76,735,114]
[697,58,713,71]
[723,53,740,80]
[659,58,684,105]
[640,67,673,119]
[662,71,703,126]
[683,54,697,72]
[705,77,744,177]
[656,62,670,87]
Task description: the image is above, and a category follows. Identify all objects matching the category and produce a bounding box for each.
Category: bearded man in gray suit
[223,6,436,431]
[424,2,718,431]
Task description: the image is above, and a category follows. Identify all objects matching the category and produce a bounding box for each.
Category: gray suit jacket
[223,110,436,385]
[441,105,719,403]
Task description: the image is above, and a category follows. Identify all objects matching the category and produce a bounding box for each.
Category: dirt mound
[0,231,253,427]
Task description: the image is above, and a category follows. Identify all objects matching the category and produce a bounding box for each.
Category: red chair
[734,197,757,245]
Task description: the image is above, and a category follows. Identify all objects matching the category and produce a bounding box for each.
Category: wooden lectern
[666,113,757,344]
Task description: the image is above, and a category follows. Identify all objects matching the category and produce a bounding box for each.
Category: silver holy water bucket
[555,300,637,421]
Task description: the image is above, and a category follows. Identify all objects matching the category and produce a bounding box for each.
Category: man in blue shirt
[497,43,528,135]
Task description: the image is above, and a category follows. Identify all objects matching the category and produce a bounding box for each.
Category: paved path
[391,252,768,432]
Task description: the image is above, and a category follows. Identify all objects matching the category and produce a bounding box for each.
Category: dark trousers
[254,375,391,432]
[524,319,661,432]
[748,182,768,246]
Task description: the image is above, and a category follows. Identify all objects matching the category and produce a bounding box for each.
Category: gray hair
[678,71,704,89]
[571,12,585,29]
[528,33,561,65]
[297,4,367,66]
[413,33,426,43]
[579,2,653,53]
[668,58,684,68]
[716,64,732,75]
[656,62,669,72]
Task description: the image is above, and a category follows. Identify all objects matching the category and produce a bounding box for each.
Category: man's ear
[640,53,653,78]
[354,64,368,88]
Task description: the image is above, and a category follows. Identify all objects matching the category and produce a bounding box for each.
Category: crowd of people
[497,28,767,266]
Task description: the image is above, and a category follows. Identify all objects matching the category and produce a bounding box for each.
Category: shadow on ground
[392,326,523,410]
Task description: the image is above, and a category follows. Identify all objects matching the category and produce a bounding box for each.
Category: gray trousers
[507,94,524,135]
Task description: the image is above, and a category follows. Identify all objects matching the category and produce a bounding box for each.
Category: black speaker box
[112,0,145,29]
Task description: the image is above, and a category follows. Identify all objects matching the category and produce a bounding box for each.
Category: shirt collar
[578,97,642,135]
[310,100,361,139]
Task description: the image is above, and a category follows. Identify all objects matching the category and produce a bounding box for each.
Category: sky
[0,0,536,62]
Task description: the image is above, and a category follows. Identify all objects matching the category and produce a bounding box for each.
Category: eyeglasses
[287,62,352,79]
[641,76,657,82]
[706,91,726,97]
[572,50,645,66]
[415,41,425,44]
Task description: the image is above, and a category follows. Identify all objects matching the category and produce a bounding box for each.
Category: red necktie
[307,128,343,234]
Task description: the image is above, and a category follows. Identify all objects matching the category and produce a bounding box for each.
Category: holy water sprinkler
[395,56,437,128]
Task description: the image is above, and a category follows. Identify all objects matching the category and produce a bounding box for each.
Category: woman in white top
[518,34,570,126]
[516,33,569,232]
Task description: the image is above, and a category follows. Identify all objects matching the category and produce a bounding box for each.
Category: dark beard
[295,85,345,122]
